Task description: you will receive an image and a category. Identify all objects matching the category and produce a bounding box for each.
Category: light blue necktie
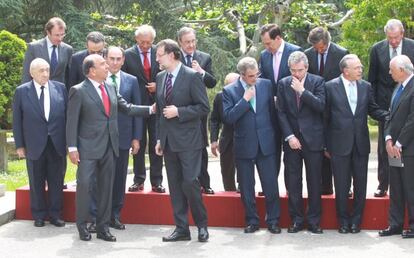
[348,81,357,114]
[247,85,256,112]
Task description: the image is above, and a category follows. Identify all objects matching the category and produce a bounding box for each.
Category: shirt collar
[169,62,182,78]
[182,50,193,58]
[88,78,103,89]
[402,74,414,88]
[137,45,150,54]
[389,40,402,50]
[33,80,49,89]
[272,40,285,55]
[46,37,56,49]
[108,71,121,80]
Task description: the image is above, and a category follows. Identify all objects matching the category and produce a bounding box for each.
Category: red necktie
[142,51,151,81]
[99,84,110,117]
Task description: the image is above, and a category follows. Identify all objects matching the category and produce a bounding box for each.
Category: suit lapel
[391,77,414,117]
[158,71,167,106]
[84,79,106,116]
[354,80,363,115]
[380,42,391,70]
[337,79,354,115]
[134,45,148,82]
[27,81,46,121]
[40,38,50,63]
[150,47,158,81]
[48,81,58,121]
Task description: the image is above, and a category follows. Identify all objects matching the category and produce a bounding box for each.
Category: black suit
[368,38,414,192]
[209,92,236,191]
[67,49,89,89]
[325,77,388,226]
[384,75,414,229]
[305,42,349,194]
[277,73,325,226]
[122,45,163,187]
[181,50,217,190]
[155,64,209,233]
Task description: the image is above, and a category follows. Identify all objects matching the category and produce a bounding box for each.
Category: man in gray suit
[369,19,414,197]
[154,39,210,242]
[66,54,153,242]
[22,17,72,84]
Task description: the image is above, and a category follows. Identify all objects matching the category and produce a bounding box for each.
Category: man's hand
[288,136,302,150]
[243,86,255,102]
[151,103,157,114]
[155,142,163,156]
[69,151,80,165]
[16,147,26,159]
[291,77,305,94]
[386,139,401,158]
[146,82,156,93]
[324,150,331,159]
[131,139,140,155]
[163,105,178,119]
[211,141,219,157]
[191,60,205,74]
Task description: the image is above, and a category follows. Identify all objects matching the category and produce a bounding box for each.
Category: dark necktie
[50,45,58,74]
[319,52,325,76]
[99,84,111,117]
[391,84,404,112]
[111,74,118,92]
[186,54,192,67]
[296,92,301,109]
[165,73,173,105]
[39,86,45,118]
[142,51,151,81]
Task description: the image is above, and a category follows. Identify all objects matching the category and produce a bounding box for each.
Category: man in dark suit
[210,72,239,191]
[259,23,302,192]
[122,25,165,194]
[22,17,72,84]
[105,46,142,230]
[379,55,414,238]
[223,57,281,234]
[154,39,209,242]
[13,58,67,227]
[325,54,388,234]
[305,27,349,196]
[66,54,153,242]
[178,26,217,195]
[277,51,325,234]
[369,19,414,197]
[68,31,105,89]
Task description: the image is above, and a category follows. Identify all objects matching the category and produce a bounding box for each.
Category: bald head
[224,73,240,86]
[83,54,108,82]
[389,55,414,83]
[30,58,50,85]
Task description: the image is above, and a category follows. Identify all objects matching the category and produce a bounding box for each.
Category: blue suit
[111,71,142,220]
[222,78,280,226]
[13,80,67,220]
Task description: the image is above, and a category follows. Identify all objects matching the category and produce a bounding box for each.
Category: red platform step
[15,185,392,229]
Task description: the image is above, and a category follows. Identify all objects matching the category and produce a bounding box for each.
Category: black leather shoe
[379,226,403,236]
[162,231,191,242]
[50,218,65,227]
[348,190,353,198]
[128,183,144,192]
[258,191,265,196]
[244,224,260,233]
[88,222,97,233]
[62,184,68,189]
[198,227,209,242]
[350,224,361,233]
[374,189,387,197]
[78,227,91,241]
[97,231,116,242]
[402,229,414,239]
[236,185,240,193]
[321,190,333,195]
[110,219,125,230]
[268,224,281,234]
[34,219,45,227]
[152,184,166,193]
[338,225,349,234]
[287,223,303,233]
[308,224,323,234]
[202,187,215,195]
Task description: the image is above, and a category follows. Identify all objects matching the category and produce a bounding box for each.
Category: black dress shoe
[258,191,265,196]
[97,231,116,242]
[402,229,414,239]
[374,189,387,197]
[287,223,303,233]
[198,227,209,242]
[348,190,353,198]
[268,224,281,234]
[50,218,65,227]
[79,227,91,241]
[152,184,166,193]
[128,183,144,192]
[321,190,333,195]
[379,226,403,236]
[202,187,215,195]
[308,224,323,234]
[244,224,260,233]
[34,219,45,227]
[236,185,240,193]
[162,230,191,242]
[88,222,97,233]
[110,219,125,230]
[338,225,349,234]
[62,184,68,189]
[350,224,360,233]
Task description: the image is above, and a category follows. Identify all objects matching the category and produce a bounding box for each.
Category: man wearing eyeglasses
[68,31,106,90]
[22,17,73,85]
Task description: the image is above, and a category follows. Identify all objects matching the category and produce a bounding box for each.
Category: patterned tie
[391,84,404,112]
[99,84,111,117]
[165,73,173,105]
[273,51,281,83]
[111,74,118,93]
[39,86,45,119]
[348,81,357,114]
[142,51,151,81]
[392,48,398,59]
[319,52,325,76]
[186,54,192,67]
[50,45,58,74]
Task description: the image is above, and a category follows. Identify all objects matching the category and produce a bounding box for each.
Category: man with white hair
[123,25,165,194]
[379,55,414,238]
[368,19,414,198]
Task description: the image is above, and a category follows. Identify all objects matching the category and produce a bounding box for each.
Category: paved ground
[2,141,414,257]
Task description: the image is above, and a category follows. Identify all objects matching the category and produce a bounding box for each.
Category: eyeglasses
[243,72,261,79]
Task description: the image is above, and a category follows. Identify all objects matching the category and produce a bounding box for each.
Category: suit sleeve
[368,46,379,101]
[276,81,294,139]
[222,87,250,124]
[12,88,24,148]
[21,44,35,83]
[394,94,414,146]
[367,83,389,121]
[67,54,79,88]
[300,77,325,113]
[131,78,143,140]
[117,94,151,117]
[202,56,217,88]
[66,87,82,148]
[64,47,73,87]
[209,93,221,143]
